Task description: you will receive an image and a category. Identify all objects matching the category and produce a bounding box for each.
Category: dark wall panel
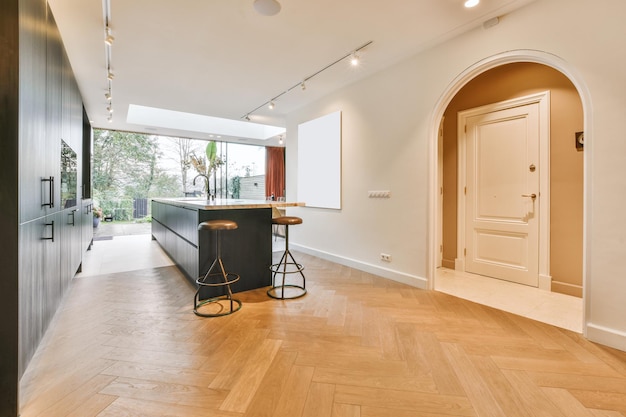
[1,0,20,414]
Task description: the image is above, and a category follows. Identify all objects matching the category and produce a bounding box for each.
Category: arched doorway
[428,51,591,333]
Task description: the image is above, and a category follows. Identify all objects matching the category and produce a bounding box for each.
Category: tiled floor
[435,267,583,333]
[77,234,175,277]
[78,227,583,333]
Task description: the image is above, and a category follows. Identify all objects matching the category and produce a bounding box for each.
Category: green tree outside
[93,129,179,220]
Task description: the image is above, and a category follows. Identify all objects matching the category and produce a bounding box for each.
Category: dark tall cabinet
[1,0,93,415]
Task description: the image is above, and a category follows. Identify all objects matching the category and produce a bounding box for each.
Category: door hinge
[464,186,467,195]
[464,125,467,133]
[464,248,467,256]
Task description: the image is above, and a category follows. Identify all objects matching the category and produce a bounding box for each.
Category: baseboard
[551,280,583,298]
[442,259,455,269]
[290,243,428,290]
[586,323,626,352]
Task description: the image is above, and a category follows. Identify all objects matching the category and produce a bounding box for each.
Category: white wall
[285,0,626,351]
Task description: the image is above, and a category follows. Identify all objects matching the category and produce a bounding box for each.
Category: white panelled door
[464,102,540,286]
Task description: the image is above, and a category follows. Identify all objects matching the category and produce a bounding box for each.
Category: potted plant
[93,206,103,227]
[189,141,224,199]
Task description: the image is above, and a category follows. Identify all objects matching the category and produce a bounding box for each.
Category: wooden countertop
[152,198,305,211]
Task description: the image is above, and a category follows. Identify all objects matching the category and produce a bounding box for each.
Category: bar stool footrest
[196,272,240,287]
[269,262,305,275]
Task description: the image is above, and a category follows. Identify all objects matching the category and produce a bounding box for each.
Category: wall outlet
[380,253,392,262]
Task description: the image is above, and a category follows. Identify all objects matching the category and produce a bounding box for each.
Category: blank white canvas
[297,111,341,209]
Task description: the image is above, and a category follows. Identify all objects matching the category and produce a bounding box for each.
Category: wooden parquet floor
[19,252,626,417]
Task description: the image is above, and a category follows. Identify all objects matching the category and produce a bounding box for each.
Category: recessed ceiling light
[464,0,479,8]
[253,0,281,16]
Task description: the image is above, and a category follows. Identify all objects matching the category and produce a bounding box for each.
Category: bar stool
[194,220,242,317]
[268,216,306,299]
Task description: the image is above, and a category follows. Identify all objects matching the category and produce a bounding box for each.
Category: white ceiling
[48,0,536,145]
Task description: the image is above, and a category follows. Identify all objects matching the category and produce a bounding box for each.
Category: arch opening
[428,50,591,333]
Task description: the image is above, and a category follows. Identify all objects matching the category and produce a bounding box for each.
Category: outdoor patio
[93,220,152,239]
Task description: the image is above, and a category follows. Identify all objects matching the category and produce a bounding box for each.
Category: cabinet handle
[69,209,78,226]
[43,220,55,242]
[41,176,54,208]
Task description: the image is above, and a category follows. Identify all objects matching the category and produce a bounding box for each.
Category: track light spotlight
[105,92,112,101]
[107,71,114,80]
[244,114,251,121]
[301,81,306,91]
[279,135,283,144]
[350,52,360,66]
[268,101,275,110]
[107,116,113,123]
[104,27,114,45]
[106,105,113,113]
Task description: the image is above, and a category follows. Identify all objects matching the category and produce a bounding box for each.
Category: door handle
[521,193,537,199]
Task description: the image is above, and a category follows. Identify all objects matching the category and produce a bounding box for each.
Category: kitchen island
[151,198,303,298]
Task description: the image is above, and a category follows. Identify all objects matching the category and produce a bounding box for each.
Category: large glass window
[214,142,266,199]
[93,130,272,221]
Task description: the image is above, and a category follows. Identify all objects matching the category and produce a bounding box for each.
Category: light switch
[368,190,391,198]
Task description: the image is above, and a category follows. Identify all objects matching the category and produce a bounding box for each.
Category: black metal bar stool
[194,219,242,317]
[268,216,306,299]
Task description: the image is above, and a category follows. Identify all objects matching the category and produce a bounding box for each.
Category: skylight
[126,104,285,140]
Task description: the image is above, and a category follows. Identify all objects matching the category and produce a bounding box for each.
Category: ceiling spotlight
[106,105,113,113]
[253,0,281,16]
[105,92,112,101]
[104,27,114,45]
[278,135,283,144]
[107,71,114,80]
[268,101,275,110]
[350,52,360,66]
[464,0,479,8]
[107,116,113,123]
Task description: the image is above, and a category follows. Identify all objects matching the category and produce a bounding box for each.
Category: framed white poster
[297,111,341,209]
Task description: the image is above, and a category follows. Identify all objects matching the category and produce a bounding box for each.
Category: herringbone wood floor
[19,252,626,416]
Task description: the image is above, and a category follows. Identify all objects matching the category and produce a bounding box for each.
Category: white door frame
[455,92,551,289]
[428,49,592,334]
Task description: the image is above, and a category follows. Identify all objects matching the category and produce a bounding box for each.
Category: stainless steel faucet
[192,174,210,199]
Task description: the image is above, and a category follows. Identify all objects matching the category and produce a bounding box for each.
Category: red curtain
[265,146,285,199]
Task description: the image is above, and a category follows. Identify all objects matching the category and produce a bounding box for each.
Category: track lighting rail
[241,40,373,120]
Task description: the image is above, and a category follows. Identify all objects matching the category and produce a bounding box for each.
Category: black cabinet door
[18,0,48,223]
[18,213,60,376]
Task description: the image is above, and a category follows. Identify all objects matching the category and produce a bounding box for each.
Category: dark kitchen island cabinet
[151,198,303,298]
